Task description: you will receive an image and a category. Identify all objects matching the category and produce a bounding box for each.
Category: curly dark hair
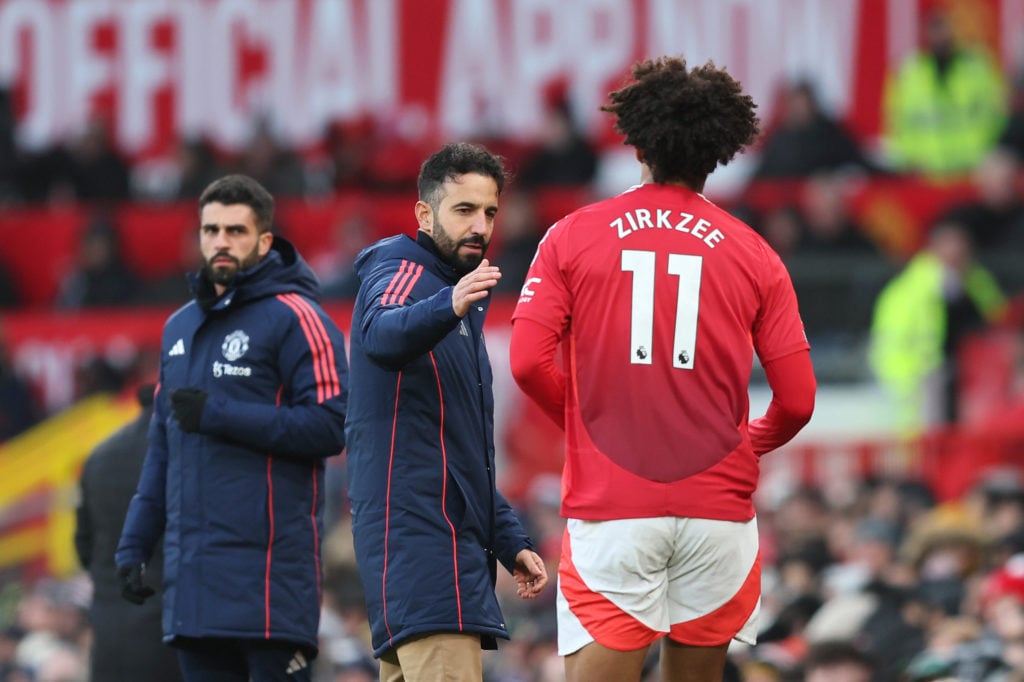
[601,56,760,188]
[198,174,275,233]
[417,142,507,209]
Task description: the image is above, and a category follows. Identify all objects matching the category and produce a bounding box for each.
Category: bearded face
[203,240,263,286]
[432,217,489,274]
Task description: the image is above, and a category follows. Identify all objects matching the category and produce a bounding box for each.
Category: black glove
[171,388,208,433]
[117,564,155,605]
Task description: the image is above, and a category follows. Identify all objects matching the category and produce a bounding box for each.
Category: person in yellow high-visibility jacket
[870,221,1006,435]
[883,8,1007,178]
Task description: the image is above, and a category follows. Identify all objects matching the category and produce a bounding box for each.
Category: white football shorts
[556,515,761,655]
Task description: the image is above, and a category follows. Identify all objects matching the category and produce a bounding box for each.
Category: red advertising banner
[0,0,1016,159]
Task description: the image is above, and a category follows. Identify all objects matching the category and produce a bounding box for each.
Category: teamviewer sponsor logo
[212,361,252,378]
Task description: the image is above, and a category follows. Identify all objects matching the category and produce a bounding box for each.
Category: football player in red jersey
[510,56,816,682]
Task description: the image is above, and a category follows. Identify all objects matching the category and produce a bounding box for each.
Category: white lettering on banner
[645,0,859,126]
[307,0,363,134]
[0,0,57,148]
[175,0,205,139]
[567,0,634,132]
[261,0,299,140]
[209,0,254,148]
[365,0,397,113]
[67,1,114,137]
[0,0,1000,157]
[120,0,173,153]
[508,0,565,135]
[439,0,505,137]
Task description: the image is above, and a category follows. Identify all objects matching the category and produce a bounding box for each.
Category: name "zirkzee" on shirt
[610,209,725,249]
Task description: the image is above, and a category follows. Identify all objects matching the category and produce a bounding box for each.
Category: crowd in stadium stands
[1,6,1024,680]
[8,467,1024,681]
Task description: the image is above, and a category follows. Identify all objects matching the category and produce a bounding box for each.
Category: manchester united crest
[222,330,250,361]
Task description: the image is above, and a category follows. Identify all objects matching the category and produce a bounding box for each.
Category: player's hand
[451,259,501,317]
[117,564,155,605]
[512,548,548,599]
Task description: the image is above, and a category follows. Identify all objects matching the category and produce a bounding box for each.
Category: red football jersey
[512,183,809,521]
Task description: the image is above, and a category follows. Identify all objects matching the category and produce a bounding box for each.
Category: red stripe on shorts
[668,553,761,646]
[558,529,662,652]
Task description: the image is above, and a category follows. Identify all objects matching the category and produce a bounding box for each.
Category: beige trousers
[378,632,483,682]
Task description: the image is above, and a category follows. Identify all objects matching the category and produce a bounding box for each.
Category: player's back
[516,182,807,520]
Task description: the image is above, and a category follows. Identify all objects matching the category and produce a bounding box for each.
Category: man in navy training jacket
[345,142,548,682]
[116,174,349,682]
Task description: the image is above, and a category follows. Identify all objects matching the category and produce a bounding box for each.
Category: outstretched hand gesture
[451,259,501,317]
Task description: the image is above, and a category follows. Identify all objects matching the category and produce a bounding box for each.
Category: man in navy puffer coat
[116,175,348,682]
[346,143,548,681]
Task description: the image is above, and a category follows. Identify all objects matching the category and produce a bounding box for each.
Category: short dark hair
[417,143,506,208]
[601,56,760,187]
[198,174,275,233]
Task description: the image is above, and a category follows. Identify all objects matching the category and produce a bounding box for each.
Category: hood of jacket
[189,235,321,311]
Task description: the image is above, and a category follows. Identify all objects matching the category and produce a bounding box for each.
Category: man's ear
[415,200,434,235]
[258,231,274,257]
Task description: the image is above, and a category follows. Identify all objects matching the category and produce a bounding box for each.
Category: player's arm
[509,318,565,428]
[198,301,349,459]
[748,349,816,456]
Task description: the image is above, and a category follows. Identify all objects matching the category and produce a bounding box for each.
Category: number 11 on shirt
[621,250,703,370]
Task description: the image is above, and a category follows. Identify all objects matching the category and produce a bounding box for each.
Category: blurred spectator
[233,119,306,196]
[63,117,132,202]
[318,517,374,679]
[753,79,876,179]
[143,224,204,305]
[321,117,375,192]
[315,209,374,301]
[55,212,140,309]
[492,190,544,295]
[74,383,183,682]
[882,7,1007,178]
[796,175,881,255]
[0,260,19,309]
[940,148,1024,251]
[0,322,41,441]
[801,640,875,682]
[516,90,598,190]
[869,221,1007,433]
[173,137,224,201]
[757,205,804,258]
[0,89,17,203]
[12,579,90,682]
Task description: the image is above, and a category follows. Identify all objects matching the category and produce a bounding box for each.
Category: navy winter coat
[345,233,534,657]
[116,237,348,654]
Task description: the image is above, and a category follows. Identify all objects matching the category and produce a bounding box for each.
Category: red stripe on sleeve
[277,294,327,403]
[394,264,423,305]
[287,295,342,399]
[381,260,414,305]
